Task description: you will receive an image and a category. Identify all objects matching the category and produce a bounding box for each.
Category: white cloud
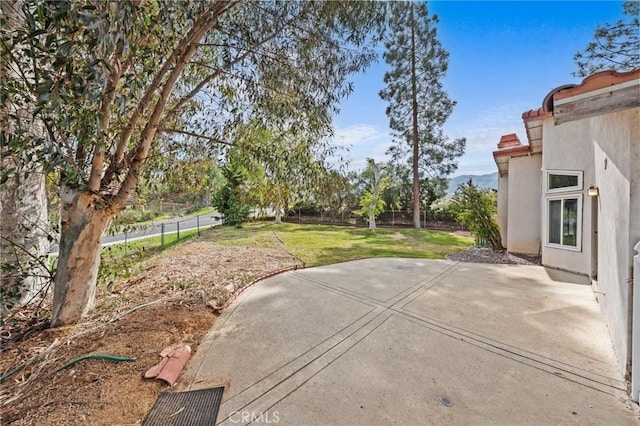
[331,124,387,147]
[329,123,392,171]
[445,102,530,175]
[331,102,533,176]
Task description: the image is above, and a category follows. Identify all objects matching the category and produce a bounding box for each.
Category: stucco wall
[541,107,638,374]
[591,107,639,374]
[506,154,541,255]
[541,118,593,275]
[497,174,509,249]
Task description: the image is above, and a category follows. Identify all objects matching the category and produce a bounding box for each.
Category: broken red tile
[144,356,170,379]
[144,345,192,386]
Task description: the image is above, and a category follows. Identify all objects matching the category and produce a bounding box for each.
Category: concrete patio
[182,258,640,425]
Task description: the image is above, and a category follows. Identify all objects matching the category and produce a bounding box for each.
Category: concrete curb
[217,263,306,313]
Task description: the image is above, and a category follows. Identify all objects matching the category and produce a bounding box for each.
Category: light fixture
[588,185,599,197]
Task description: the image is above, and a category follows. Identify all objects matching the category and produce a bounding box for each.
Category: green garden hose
[55,354,136,372]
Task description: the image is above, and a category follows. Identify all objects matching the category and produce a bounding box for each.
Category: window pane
[563,198,578,246]
[549,174,578,190]
[549,200,561,244]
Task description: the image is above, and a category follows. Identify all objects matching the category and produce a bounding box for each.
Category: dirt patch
[387,232,407,240]
[1,236,303,425]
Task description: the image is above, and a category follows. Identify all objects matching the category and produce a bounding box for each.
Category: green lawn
[204,222,473,267]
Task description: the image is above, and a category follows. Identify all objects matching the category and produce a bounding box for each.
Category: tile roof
[553,69,640,101]
[494,69,639,177]
[521,108,552,122]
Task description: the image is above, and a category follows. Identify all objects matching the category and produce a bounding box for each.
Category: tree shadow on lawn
[310,245,454,267]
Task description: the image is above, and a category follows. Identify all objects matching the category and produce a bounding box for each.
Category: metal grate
[142,387,224,426]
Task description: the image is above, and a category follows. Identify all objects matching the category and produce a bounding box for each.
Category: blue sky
[331,0,627,175]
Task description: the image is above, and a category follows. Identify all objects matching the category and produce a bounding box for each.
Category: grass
[98,228,202,288]
[204,222,473,267]
[96,221,473,287]
[101,227,201,260]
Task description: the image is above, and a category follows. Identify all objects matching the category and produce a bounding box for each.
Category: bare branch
[89,57,123,192]
[160,127,234,146]
[111,1,236,210]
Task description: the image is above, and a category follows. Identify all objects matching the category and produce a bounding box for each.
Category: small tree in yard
[451,181,503,251]
[355,158,388,229]
[212,152,251,228]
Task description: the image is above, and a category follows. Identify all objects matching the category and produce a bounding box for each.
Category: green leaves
[379,1,464,226]
[213,154,251,228]
[450,181,503,251]
[574,1,639,77]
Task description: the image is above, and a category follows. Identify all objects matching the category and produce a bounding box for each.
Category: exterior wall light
[588,186,599,197]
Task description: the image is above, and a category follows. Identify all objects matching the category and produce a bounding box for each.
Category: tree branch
[89,56,123,192]
[160,127,234,146]
[165,21,288,119]
[111,1,236,210]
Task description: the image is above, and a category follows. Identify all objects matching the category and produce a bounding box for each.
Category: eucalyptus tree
[574,1,639,77]
[236,125,325,224]
[379,1,465,228]
[316,169,355,219]
[1,0,383,325]
[0,1,50,314]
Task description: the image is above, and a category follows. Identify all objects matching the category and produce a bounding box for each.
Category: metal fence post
[177,221,180,240]
[197,215,200,236]
[161,223,165,247]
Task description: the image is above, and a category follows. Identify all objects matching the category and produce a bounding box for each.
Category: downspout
[628,266,633,385]
[631,241,640,402]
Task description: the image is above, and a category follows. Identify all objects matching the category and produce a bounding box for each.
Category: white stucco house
[493,69,640,402]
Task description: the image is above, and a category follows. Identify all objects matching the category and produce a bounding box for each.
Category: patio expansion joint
[291,261,460,309]
[390,307,628,397]
[215,309,392,425]
[214,263,461,424]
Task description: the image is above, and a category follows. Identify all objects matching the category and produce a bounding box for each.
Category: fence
[281,209,463,232]
[101,213,222,256]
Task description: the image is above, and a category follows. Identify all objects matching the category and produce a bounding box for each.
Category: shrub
[450,181,504,251]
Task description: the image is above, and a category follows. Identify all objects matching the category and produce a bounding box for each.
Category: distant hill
[446,172,498,195]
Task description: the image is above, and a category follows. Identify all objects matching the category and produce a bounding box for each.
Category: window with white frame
[545,170,583,250]
[546,170,583,193]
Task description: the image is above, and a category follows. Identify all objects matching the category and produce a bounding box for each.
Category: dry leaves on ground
[1,237,303,425]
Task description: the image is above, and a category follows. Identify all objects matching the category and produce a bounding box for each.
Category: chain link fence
[281,208,463,232]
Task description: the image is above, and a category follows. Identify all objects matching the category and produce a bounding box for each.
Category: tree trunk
[368,209,376,229]
[274,202,282,224]
[410,3,421,229]
[0,1,50,311]
[51,186,113,326]
[0,165,49,308]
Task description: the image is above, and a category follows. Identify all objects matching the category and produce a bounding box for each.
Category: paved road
[50,213,223,254]
[182,259,639,425]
